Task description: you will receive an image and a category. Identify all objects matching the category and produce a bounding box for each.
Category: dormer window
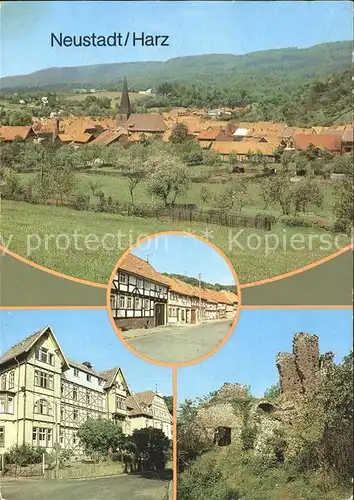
[74,369,79,377]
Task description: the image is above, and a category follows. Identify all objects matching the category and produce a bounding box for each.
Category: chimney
[82,361,93,370]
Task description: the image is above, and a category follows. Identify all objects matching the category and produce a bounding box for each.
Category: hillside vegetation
[162,273,237,292]
[0,41,351,91]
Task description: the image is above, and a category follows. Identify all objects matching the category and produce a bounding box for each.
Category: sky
[178,308,353,402]
[1,1,352,77]
[0,309,172,395]
[132,234,235,285]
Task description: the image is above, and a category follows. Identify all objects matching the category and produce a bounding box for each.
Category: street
[0,474,169,500]
[126,320,233,363]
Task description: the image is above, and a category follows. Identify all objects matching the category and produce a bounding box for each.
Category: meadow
[18,169,336,219]
[1,200,349,285]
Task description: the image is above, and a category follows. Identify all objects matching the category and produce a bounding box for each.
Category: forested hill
[0,41,351,91]
[162,273,237,293]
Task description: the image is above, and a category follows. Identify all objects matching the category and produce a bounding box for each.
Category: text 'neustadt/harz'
[50,32,170,48]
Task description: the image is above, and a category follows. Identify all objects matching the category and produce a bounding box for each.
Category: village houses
[110,254,238,331]
[0,326,172,454]
[0,77,351,160]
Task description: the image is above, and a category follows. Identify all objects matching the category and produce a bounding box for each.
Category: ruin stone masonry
[276,332,334,398]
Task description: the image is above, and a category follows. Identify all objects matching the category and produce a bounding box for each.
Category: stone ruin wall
[276,332,334,399]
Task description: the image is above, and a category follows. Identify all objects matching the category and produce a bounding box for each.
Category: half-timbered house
[0,326,172,454]
[110,254,169,330]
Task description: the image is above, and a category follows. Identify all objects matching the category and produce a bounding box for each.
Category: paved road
[0,474,168,500]
[127,320,233,363]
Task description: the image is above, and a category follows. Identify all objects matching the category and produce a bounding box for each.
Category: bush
[240,425,258,451]
[280,215,313,227]
[5,444,45,466]
[72,195,90,211]
[179,455,241,500]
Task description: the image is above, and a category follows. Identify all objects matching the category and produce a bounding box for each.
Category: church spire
[119,76,131,116]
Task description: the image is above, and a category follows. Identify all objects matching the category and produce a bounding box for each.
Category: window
[127,296,133,308]
[73,432,78,445]
[0,395,14,414]
[34,370,53,390]
[144,299,149,310]
[34,399,52,416]
[119,295,126,308]
[8,371,15,389]
[116,396,126,411]
[33,427,52,447]
[86,374,91,382]
[73,409,78,421]
[35,346,54,365]
[86,391,91,404]
[119,273,127,283]
[137,279,143,288]
[0,375,6,391]
[73,388,78,400]
[135,297,142,309]
[73,369,79,377]
[59,430,63,445]
[98,379,103,386]
[110,294,117,309]
[0,427,4,447]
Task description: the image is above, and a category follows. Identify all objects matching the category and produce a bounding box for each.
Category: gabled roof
[134,390,157,407]
[89,128,126,146]
[0,125,34,141]
[294,133,342,151]
[0,326,70,370]
[118,253,169,285]
[125,113,167,133]
[68,359,105,378]
[98,365,131,392]
[126,393,151,417]
[212,139,278,156]
[197,130,220,140]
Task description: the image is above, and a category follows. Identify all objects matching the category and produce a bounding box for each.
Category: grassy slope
[179,448,352,500]
[1,201,350,284]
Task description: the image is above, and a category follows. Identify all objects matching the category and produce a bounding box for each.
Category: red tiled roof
[90,128,127,146]
[118,253,167,284]
[197,130,220,140]
[0,126,34,141]
[294,133,342,151]
[125,113,167,133]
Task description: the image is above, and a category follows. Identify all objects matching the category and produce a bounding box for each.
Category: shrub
[5,444,45,466]
[240,425,258,451]
[280,215,313,227]
[72,195,90,211]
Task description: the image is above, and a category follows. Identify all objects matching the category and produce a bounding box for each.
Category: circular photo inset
[107,232,241,366]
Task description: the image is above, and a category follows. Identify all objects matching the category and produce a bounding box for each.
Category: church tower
[116,76,132,127]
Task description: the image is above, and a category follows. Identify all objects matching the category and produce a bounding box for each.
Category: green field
[1,201,349,284]
[63,90,147,107]
[18,171,336,218]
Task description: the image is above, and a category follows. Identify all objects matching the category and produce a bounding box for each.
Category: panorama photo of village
[0,1,353,286]
[177,309,353,500]
[0,310,174,500]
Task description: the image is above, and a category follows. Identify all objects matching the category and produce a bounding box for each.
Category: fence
[122,204,274,230]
